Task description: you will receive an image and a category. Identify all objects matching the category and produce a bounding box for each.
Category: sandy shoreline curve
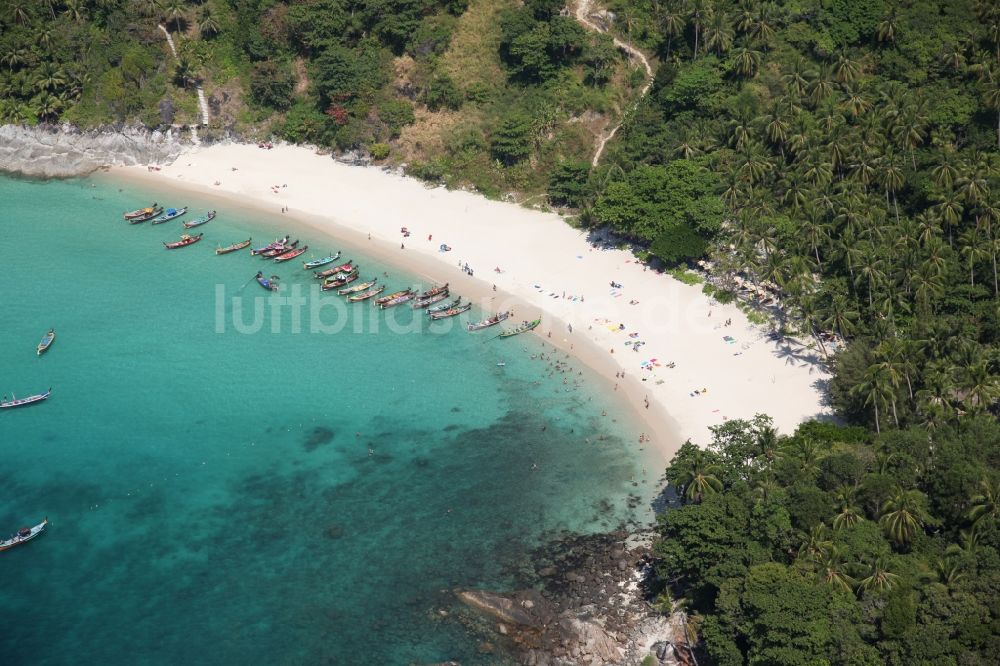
[110,142,831,462]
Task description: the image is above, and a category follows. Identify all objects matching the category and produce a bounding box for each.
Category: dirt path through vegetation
[573,0,655,166]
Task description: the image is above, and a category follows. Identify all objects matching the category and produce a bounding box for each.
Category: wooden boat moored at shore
[216,238,252,255]
[0,518,48,552]
[347,285,386,302]
[274,245,308,262]
[182,210,216,228]
[413,291,449,309]
[256,271,279,291]
[127,206,164,224]
[379,292,415,309]
[315,261,353,278]
[260,241,299,257]
[467,311,510,331]
[1,388,51,409]
[37,329,55,355]
[498,317,541,338]
[303,252,342,270]
[416,283,448,300]
[251,236,291,255]
[429,303,472,319]
[375,289,412,306]
[323,271,360,289]
[337,279,377,295]
[150,206,189,225]
[163,233,203,249]
[124,203,157,220]
[427,297,461,314]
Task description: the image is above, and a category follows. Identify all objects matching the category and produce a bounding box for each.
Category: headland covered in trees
[3,0,1000,662]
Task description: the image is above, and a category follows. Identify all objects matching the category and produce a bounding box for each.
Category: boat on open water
[498,317,541,338]
[0,518,48,552]
[37,329,55,355]
[216,238,252,255]
[150,207,188,225]
[1,388,51,409]
[182,210,216,228]
[256,272,279,291]
[303,252,341,270]
[164,233,203,249]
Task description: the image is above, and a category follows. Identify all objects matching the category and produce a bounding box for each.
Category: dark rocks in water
[414,457,430,468]
[324,524,344,539]
[453,528,681,665]
[450,406,461,413]
[303,426,335,452]
[443,424,461,432]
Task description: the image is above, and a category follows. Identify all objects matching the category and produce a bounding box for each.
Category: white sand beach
[115,142,831,461]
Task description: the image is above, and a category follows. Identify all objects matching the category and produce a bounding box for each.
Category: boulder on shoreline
[0,124,187,178]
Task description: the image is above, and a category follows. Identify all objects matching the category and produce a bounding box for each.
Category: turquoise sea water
[0,174,656,665]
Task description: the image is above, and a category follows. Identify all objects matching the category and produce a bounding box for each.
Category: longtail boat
[315,261,353,279]
[0,518,48,552]
[323,268,359,283]
[498,317,541,338]
[216,238,252,255]
[261,240,299,258]
[378,292,415,309]
[428,303,472,319]
[338,279,377,295]
[124,203,158,220]
[0,388,51,409]
[416,283,449,300]
[467,311,510,331]
[251,236,291,255]
[164,233,203,249]
[183,210,216,228]
[347,285,386,302]
[427,297,461,314]
[274,245,308,262]
[127,206,164,224]
[255,271,279,292]
[150,206,188,225]
[303,252,341,270]
[37,329,55,355]
[413,291,449,309]
[375,289,412,306]
[323,271,359,288]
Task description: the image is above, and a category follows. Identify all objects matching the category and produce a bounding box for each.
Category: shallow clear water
[0,174,656,664]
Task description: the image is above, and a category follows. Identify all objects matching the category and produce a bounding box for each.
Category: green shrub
[369,143,390,160]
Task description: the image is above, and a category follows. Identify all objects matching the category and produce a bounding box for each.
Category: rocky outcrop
[0,124,187,178]
[454,530,693,666]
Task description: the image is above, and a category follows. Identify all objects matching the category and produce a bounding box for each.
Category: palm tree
[816,549,856,593]
[841,85,871,118]
[62,0,86,22]
[198,8,221,38]
[958,359,999,414]
[823,293,858,340]
[162,0,188,33]
[782,57,810,98]
[933,552,965,589]
[703,11,734,55]
[931,148,960,190]
[935,189,965,247]
[959,228,989,288]
[857,557,900,593]
[687,0,711,59]
[798,523,833,561]
[779,438,822,477]
[33,63,67,95]
[808,66,835,107]
[659,1,686,59]
[851,363,891,433]
[679,451,724,503]
[10,1,31,25]
[833,52,862,84]
[876,8,898,43]
[731,46,762,78]
[879,156,906,223]
[749,4,778,47]
[879,487,931,547]
[832,485,864,529]
[892,107,928,169]
[968,479,999,531]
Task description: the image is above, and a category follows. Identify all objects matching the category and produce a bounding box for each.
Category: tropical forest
[2,0,1000,663]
